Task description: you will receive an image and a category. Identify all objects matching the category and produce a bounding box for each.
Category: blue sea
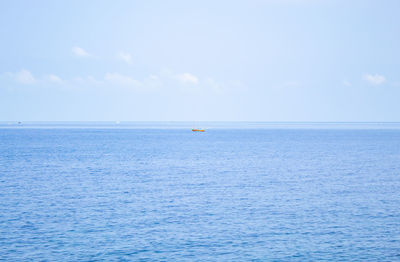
[1,122,400,261]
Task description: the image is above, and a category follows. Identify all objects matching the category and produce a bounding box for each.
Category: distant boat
[192,129,205,132]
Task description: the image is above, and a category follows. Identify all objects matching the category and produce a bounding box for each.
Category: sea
[0,122,399,261]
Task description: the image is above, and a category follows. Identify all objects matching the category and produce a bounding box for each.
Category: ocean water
[0,123,400,261]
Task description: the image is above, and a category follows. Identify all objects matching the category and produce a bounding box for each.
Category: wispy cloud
[143,74,163,89]
[72,76,103,86]
[343,80,352,87]
[1,68,233,95]
[45,74,63,84]
[363,74,385,85]
[205,78,224,93]
[14,69,36,84]
[2,70,65,85]
[105,73,141,87]
[72,46,90,57]
[117,52,132,64]
[175,73,199,85]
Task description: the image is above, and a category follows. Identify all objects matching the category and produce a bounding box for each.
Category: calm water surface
[0,124,400,260]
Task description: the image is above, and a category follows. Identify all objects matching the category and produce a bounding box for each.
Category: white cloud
[363,74,385,85]
[143,74,163,89]
[175,73,199,85]
[105,73,141,87]
[72,75,103,85]
[343,80,352,87]
[86,75,103,85]
[117,52,132,64]
[72,46,90,57]
[3,70,66,85]
[205,78,224,93]
[45,74,63,84]
[15,69,36,84]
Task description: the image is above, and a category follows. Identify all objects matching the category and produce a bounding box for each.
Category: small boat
[192,129,205,132]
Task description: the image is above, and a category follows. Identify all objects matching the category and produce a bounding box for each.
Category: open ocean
[0,122,399,261]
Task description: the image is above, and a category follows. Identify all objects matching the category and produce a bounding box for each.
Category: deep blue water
[1,124,400,260]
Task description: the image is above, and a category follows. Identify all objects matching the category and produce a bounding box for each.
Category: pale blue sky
[1,0,399,121]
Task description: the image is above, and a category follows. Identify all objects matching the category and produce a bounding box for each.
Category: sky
[0,0,399,121]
